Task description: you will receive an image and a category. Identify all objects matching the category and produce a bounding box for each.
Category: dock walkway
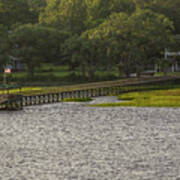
[1,76,180,110]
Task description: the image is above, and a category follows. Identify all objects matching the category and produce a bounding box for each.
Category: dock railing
[1,76,180,110]
[21,76,180,107]
[0,84,23,110]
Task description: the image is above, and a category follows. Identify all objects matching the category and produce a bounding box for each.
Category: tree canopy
[87,9,174,76]
[0,25,9,71]
[0,0,39,29]
[0,0,179,79]
[9,24,69,76]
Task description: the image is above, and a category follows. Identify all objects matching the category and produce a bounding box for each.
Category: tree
[133,0,180,34]
[152,0,180,34]
[111,0,135,14]
[79,35,106,79]
[0,24,9,72]
[9,24,69,77]
[0,0,37,29]
[26,0,47,24]
[85,0,135,29]
[40,0,87,34]
[88,9,174,76]
[62,34,106,79]
[40,0,136,33]
[27,0,47,11]
[61,35,82,72]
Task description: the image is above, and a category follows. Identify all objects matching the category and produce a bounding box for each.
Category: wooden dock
[0,94,23,110]
[1,76,179,110]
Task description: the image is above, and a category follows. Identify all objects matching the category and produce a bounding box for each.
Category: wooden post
[20,95,23,109]
[98,88,101,96]
[77,91,80,98]
[52,94,55,103]
[55,94,58,102]
[72,91,75,98]
[61,92,64,101]
[40,95,43,104]
[90,89,93,97]
[22,96,26,106]
[44,95,48,103]
[29,96,32,106]
[58,93,62,101]
[35,96,38,105]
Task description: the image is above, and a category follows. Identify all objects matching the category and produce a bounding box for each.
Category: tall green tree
[0,0,37,29]
[86,0,135,29]
[27,0,47,24]
[88,9,174,76]
[63,34,106,79]
[134,0,180,34]
[9,24,69,77]
[40,0,87,34]
[40,0,136,33]
[0,25,9,71]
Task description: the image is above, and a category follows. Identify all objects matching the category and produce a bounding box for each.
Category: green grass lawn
[92,88,180,107]
[155,72,180,77]
[1,70,119,86]
[1,63,180,87]
[0,64,119,86]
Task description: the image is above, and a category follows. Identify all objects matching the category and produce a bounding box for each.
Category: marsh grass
[92,88,180,107]
[62,97,92,102]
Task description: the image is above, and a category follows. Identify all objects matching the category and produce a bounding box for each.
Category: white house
[155,35,180,73]
[164,48,180,72]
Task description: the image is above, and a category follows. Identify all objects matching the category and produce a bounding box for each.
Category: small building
[6,56,25,72]
[164,49,180,72]
[155,35,180,73]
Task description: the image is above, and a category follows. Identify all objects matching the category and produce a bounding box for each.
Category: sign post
[3,68,11,85]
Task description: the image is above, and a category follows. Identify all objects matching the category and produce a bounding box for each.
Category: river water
[0,97,180,180]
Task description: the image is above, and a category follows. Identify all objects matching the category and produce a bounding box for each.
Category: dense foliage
[0,0,179,78]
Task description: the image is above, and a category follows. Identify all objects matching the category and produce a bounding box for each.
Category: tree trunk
[125,73,130,78]
[88,65,95,80]
[81,63,86,78]
[28,63,34,78]
[137,72,141,77]
[118,66,122,78]
[68,62,77,71]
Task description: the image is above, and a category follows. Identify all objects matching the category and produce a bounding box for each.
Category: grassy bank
[92,88,180,107]
[0,65,119,86]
